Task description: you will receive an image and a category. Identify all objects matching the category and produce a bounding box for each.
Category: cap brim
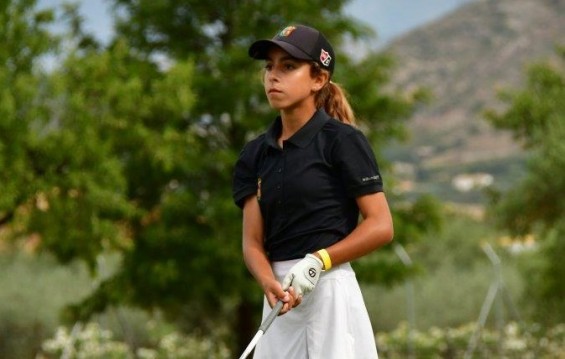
[248,39,312,61]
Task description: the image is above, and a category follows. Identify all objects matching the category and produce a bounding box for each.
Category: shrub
[38,322,231,359]
[376,321,565,358]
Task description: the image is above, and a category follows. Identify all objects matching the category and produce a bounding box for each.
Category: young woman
[233,24,394,358]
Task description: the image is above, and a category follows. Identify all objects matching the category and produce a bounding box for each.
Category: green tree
[0,0,57,230]
[485,46,565,324]
[103,0,438,351]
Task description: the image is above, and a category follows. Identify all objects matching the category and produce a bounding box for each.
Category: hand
[262,278,300,315]
[281,254,323,297]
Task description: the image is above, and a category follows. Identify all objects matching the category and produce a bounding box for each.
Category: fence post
[394,244,415,359]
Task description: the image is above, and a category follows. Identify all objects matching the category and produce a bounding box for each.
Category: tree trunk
[236,299,258,355]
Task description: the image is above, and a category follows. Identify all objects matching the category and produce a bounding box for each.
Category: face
[263,46,326,111]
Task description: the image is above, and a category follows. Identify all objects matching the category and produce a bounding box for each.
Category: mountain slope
[383,0,565,203]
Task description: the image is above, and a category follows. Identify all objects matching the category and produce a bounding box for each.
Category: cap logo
[279,26,296,37]
[320,49,332,67]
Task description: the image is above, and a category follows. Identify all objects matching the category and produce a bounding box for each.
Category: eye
[283,62,297,70]
[264,63,273,71]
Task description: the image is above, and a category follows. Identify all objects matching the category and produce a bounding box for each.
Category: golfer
[233,24,394,358]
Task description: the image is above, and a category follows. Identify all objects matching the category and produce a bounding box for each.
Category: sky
[37,0,475,48]
[345,0,475,47]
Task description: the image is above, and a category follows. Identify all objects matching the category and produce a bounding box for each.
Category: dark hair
[311,63,356,125]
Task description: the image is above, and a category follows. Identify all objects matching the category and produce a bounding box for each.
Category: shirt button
[276,185,281,190]
[277,168,282,173]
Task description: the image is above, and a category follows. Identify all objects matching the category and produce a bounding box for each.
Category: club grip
[259,301,284,332]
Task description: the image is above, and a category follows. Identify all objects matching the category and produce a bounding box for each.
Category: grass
[364,213,526,333]
[0,250,92,358]
[0,213,533,358]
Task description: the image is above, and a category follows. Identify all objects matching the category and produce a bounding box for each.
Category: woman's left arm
[318,192,393,267]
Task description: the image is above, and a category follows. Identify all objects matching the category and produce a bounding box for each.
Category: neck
[279,104,316,143]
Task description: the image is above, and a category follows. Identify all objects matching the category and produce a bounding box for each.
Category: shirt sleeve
[332,128,384,198]
[232,140,261,209]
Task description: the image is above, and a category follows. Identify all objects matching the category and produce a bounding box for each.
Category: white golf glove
[281,254,323,297]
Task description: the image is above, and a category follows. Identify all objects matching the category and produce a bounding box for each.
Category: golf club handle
[259,300,284,332]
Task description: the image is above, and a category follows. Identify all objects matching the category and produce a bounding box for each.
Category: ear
[312,71,330,92]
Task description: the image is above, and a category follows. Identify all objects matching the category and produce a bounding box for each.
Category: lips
[268,88,282,94]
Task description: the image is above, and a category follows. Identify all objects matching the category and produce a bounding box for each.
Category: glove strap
[317,249,332,270]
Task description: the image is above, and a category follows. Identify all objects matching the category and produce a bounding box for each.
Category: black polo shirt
[233,109,383,261]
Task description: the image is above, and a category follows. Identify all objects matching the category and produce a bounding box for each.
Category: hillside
[382,0,565,203]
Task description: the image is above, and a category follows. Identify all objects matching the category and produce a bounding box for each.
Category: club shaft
[259,300,284,332]
[239,331,263,359]
[239,301,284,359]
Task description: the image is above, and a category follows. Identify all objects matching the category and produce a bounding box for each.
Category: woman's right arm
[242,195,296,313]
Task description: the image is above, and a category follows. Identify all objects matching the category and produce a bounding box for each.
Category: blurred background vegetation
[1,0,564,357]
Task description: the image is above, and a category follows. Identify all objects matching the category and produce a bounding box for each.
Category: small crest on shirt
[257,177,262,201]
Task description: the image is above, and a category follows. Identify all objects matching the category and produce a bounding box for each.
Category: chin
[268,101,285,110]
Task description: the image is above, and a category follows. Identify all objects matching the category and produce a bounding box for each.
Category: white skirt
[253,259,379,359]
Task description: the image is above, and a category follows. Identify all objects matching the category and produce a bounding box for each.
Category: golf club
[238,300,284,359]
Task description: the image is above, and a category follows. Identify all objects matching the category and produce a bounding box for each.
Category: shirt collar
[265,108,330,149]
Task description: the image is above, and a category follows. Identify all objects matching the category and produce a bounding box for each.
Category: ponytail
[311,63,356,125]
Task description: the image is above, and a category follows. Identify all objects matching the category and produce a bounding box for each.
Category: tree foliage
[0,0,58,228]
[485,46,565,324]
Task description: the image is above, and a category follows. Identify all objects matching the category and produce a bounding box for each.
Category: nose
[265,68,279,83]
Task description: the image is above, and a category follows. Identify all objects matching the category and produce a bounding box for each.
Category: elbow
[382,222,394,245]
[376,218,394,247]
[366,218,394,251]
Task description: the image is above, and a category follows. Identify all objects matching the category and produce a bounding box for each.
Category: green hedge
[38,322,230,359]
[37,321,564,359]
[376,321,565,359]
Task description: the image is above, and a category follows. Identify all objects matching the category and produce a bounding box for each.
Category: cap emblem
[279,26,296,37]
[320,49,332,67]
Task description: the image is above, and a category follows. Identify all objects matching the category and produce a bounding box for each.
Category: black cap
[249,25,335,74]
